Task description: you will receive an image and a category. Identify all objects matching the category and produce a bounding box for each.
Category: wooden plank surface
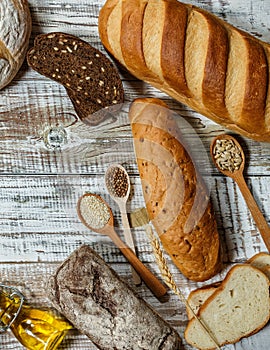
[1,0,270,349]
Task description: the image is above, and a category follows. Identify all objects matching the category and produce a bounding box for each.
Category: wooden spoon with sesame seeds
[77,193,167,299]
[105,164,141,285]
[210,134,270,252]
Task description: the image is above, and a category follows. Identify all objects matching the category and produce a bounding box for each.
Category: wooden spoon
[77,193,167,299]
[105,164,141,285]
[210,134,270,252]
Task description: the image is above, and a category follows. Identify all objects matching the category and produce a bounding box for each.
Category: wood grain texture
[1,0,270,349]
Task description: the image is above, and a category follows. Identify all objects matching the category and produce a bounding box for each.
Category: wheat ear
[145,224,221,350]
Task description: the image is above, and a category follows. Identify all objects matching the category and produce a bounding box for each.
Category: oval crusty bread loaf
[47,244,182,350]
[184,265,270,349]
[128,97,221,281]
[0,0,31,89]
[99,0,270,142]
[27,32,124,126]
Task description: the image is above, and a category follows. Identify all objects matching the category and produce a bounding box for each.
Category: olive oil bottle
[0,284,72,350]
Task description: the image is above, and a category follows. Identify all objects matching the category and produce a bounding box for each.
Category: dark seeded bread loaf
[47,244,182,350]
[129,98,221,282]
[27,32,124,125]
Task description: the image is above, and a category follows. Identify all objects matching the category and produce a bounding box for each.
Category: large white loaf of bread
[99,0,270,142]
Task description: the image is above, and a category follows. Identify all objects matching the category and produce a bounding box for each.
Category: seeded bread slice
[27,32,124,125]
[184,265,270,350]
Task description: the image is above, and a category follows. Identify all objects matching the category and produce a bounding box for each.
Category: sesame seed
[82,66,87,70]
[79,195,110,229]
[61,50,67,53]
[74,44,78,50]
[95,54,100,57]
[88,61,93,65]
[97,99,102,104]
[66,83,71,87]
[85,77,91,80]
[53,47,59,51]
[101,67,105,72]
[99,80,104,86]
[76,100,80,105]
[66,46,73,53]
[48,34,56,38]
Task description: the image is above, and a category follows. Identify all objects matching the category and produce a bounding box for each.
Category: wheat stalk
[145,224,221,350]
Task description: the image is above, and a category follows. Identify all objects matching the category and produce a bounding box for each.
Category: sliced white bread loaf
[186,283,220,320]
[184,265,270,350]
[186,252,270,320]
[248,252,270,269]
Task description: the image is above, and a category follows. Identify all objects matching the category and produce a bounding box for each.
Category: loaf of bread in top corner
[99,0,270,142]
[0,0,31,90]
[129,97,221,281]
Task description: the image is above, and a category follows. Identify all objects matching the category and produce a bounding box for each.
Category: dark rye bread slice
[47,245,182,350]
[27,32,124,125]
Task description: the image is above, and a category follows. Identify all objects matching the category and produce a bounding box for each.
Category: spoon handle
[234,173,270,252]
[120,208,142,285]
[107,226,167,299]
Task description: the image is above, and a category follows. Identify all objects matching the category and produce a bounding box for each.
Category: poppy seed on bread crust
[27,32,124,125]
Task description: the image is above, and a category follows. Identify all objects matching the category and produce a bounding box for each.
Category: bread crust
[0,0,31,89]
[99,0,270,141]
[161,1,190,96]
[129,98,221,281]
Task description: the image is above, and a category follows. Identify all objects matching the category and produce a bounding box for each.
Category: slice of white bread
[248,252,270,280]
[184,264,270,350]
[186,252,270,320]
[186,283,220,320]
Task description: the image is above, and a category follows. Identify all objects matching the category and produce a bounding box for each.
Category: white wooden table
[1,0,270,349]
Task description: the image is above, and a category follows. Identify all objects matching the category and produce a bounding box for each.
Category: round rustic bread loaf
[0,0,31,90]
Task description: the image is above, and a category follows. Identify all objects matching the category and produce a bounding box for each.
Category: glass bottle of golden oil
[0,284,72,350]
